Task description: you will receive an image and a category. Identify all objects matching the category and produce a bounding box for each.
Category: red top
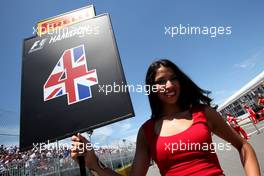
[142,105,224,176]
[245,107,256,118]
[227,115,239,127]
[259,98,264,105]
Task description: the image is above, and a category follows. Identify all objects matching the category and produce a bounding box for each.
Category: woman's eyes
[155,80,167,85]
[155,77,179,85]
[171,76,179,82]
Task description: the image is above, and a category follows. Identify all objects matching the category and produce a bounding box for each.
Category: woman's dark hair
[145,59,213,119]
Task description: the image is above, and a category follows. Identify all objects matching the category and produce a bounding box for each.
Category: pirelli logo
[37,5,95,36]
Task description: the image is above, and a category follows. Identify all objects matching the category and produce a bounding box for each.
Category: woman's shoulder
[191,104,215,123]
[139,119,156,147]
[191,104,209,113]
[193,104,221,130]
[140,118,157,139]
[141,118,155,130]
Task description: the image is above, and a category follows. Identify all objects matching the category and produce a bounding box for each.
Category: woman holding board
[71,59,260,176]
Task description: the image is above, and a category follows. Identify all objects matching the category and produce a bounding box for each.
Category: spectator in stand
[255,93,264,119]
[257,93,264,107]
[227,112,249,140]
[243,104,258,124]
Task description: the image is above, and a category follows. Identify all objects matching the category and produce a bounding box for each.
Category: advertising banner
[37,5,95,36]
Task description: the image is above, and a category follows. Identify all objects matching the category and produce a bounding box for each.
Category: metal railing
[0,149,135,176]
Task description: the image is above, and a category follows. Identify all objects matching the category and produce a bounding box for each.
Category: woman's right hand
[71,128,151,176]
[71,133,99,170]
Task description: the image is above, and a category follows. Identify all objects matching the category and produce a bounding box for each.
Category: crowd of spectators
[0,144,72,175]
[0,142,136,175]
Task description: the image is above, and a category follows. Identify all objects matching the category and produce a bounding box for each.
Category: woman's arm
[204,106,261,176]
[71,133,120,176]
[71,127,151,176]
[129,127,151,175]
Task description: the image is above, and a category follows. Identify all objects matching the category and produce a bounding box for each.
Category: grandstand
[218,71,264,118]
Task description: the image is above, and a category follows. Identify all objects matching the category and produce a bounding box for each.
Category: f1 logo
[29,38,47,53]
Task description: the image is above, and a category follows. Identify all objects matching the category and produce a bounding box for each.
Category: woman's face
[154,66,181,105]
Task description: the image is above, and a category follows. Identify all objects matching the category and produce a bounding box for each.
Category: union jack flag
[43,45,98,105]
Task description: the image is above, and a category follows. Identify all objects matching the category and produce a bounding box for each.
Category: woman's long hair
[145,59,213,119]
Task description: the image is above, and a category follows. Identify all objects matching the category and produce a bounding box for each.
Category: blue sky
[0,0,264,146]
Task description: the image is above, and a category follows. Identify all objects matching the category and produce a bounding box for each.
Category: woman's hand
[71,129,151,176]
[71,133,123,176]
[71,133,98,170]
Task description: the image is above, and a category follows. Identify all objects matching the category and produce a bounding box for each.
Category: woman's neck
[160,103,187,119]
